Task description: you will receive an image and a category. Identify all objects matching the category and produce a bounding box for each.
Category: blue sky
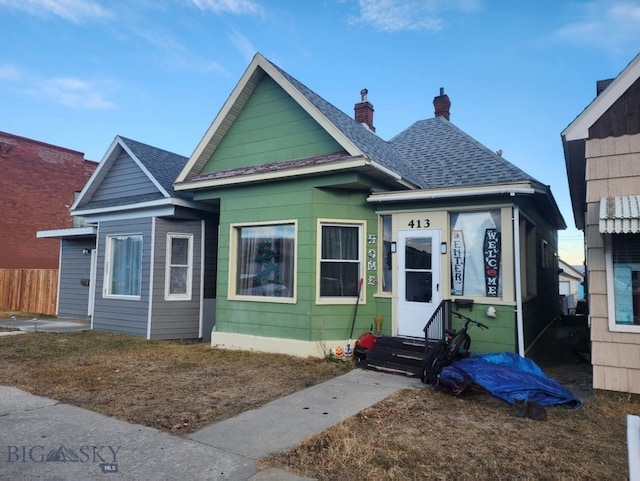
[2,0,640,265]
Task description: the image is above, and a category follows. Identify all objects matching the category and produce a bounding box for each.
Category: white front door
[397,229,441,338]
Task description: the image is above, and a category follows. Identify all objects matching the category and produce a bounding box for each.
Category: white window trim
[103,233,143,300]
[316,219,366,305]
[228,220,298,304]
[164,233,193,301]
[605,235,640,333]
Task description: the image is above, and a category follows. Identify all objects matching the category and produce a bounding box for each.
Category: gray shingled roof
[389,117,540,189]
[268,60,425,187]
[268,58,540,191]
[119,136,192,200]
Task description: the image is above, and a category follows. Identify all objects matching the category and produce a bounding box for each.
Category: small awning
[599,196,640,233]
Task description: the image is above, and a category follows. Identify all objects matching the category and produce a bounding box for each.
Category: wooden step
[373,336,426,353]
[357,336,427,378]
[366,345,424,366]
[360,358,422,377]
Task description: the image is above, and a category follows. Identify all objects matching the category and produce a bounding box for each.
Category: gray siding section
[57,238,95,318]
[93,218,153,337]
[149,218,203,340]
[91,150,159,202]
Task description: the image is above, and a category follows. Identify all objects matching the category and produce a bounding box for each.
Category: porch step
[357,336,426,377]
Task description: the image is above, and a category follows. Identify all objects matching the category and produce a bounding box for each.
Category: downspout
[199,219,205,339]
[513,206,525,356]
[147,217,156,340]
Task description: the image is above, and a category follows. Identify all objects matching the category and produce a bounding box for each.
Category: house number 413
[408,219,430,228]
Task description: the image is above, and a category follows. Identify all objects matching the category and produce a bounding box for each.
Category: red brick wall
[0,132,97,269]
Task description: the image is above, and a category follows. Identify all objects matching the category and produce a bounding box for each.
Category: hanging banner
[484,228,500,297]
[451,230,465,295]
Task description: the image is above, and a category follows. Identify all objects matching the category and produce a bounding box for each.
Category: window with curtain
[608,233,640,329]
[165,233,193,300]
[319,223,362,298]
[105,234,143,298]
[450,210,502,298]
[234,223,295,298]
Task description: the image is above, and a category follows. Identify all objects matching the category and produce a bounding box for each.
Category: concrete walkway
[0,370,421,480]
[0,316,90,334]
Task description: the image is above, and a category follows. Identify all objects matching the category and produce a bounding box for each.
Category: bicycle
[421,310,489,384]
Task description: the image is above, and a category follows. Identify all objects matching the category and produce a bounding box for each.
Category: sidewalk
[0,317,90,334]
[0,369,421,480]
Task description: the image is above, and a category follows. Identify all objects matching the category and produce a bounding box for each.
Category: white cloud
[228,28,257,63]
[189,0,264,16]
[349,0,482,32]
[134,29,226,74]
[28,77,115,109]
[554,1,640,53]
[0,64,22,80]
[0,0,112,23]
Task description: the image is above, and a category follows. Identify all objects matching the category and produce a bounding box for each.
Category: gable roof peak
[562,51,640,141]
[176,52,424,189]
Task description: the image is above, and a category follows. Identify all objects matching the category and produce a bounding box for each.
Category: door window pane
[405,271,432,302]
[405,237,432,269]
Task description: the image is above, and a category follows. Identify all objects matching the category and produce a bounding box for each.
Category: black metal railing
[423,300,452,347]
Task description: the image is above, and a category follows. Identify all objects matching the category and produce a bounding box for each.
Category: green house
[175,53,566,358]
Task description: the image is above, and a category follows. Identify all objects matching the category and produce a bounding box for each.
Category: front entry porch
[356,300,456,376]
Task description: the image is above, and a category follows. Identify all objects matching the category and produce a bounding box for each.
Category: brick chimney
[433,87,451,120]
[354,88,375,132]
[596,78,614,96]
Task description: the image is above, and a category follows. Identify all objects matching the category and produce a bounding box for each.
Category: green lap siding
[198,175,385,342]
[201,76,344,174]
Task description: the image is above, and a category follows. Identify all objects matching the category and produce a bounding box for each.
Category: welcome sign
[484,228,500,297]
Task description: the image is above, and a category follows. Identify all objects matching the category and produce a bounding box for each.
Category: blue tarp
[443,352,582,408]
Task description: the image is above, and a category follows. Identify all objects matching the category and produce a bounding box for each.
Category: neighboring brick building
[0,131,97,269]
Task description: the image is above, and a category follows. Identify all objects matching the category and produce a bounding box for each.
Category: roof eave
[36,226,97,239]
[368,182,566,229]
[175,157,417,191]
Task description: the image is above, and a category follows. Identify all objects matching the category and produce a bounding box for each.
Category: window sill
[103,294,141,301]
[228,295,297,304]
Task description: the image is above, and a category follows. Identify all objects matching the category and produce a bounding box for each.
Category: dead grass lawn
[0,330,352,434]
[261,386,640,480]
[1,313,639,480]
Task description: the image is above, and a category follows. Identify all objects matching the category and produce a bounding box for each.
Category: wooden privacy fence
[0,269,58,316]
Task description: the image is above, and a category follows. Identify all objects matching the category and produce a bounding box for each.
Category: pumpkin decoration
[333,345,344,358]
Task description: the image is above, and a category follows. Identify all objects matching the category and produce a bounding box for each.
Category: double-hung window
[104,234,143,298]
[606,233,640,331]
[318,221,364,300]
[165,233,193,300]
